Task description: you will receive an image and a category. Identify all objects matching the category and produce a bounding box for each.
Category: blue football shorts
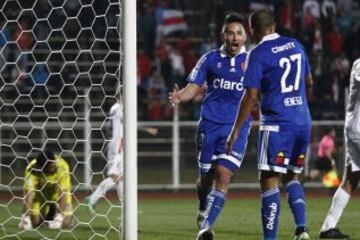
[257,125,311,174]
[195,119,251,174]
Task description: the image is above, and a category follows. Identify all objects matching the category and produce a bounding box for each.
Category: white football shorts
[345,135,360,172]
[107,153,123,176]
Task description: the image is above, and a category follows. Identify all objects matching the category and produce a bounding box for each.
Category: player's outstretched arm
[226,88,258,154]
[140,127,158,136]
[169,83,201,106]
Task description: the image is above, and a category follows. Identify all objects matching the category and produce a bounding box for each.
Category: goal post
[122,0,137,239]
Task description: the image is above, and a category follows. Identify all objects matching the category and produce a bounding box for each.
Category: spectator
[312,21,323,52]
[309,128,339,186]
[0,21,11,62]
[32,64,50,84]
[199,37,217,55]
[344,23,360,61]
[14,22,34,71]
[337,10,353,36]
[168,47,185,87]
[321,0,336,20]
[147,72,167,99]
[138,48,152,86]
[278,0,296,36]
[325,25,344,56]
[139,5,156,56]
[183,48,198,75]
[302,0,320,30]
[148,98,163,120]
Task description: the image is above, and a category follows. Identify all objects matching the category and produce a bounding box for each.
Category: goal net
[0,0,123,239]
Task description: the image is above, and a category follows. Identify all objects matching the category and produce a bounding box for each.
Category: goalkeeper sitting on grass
[19,148,73,230]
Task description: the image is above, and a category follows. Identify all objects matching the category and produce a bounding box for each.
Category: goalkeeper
[19,149,73,230]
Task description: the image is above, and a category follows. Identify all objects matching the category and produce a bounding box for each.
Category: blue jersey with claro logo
[188,46,251,125]
[243,33,311,128]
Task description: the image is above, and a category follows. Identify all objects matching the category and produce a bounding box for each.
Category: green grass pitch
[1,194,360,239]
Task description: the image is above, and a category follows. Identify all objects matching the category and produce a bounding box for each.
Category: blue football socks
[261,188,280,240]
[196,182,211,211]
[286,180,307,228]
[200,189,226,230]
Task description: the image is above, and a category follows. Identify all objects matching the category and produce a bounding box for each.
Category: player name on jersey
[284,96,303,107]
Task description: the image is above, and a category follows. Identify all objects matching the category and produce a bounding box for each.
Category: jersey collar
[219,45,246,58]
[259,33,280,43]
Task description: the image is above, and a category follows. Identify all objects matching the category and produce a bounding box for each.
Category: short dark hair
[223,12,244,27]
[35,148,55,168]
[250,9,274,33]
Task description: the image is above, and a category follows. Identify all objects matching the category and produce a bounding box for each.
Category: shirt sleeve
[321,137,334,153]
[352,59,360,82]
[23,160,37,192]
[23,172,37,192]
[57,158,73,210]
[58,160,71,192]
[243,50,263,89]
[187,53,209,86]
[109,104,123,154]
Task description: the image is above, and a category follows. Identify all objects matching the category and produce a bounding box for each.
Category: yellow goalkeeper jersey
[24,155,71,199]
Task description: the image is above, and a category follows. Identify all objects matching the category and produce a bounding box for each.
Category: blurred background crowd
[137,0,360,121]
[1,0,359,121]
[0,0,358,189]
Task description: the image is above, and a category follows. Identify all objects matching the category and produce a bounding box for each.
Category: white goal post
[123,0,137,239]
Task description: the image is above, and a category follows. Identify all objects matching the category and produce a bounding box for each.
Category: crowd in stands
[0,0,120,103]
[137,0,360,121]
[1,0,359,121]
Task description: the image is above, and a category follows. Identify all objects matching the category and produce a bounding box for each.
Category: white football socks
[320,187,350,232]
[89,178,116,205]
[117,180,124,203]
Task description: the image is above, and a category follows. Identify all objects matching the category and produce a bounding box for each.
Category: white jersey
[345,58,360,140]
[108,102,124,156]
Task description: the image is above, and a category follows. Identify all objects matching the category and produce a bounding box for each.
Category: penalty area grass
[1,194,360,239]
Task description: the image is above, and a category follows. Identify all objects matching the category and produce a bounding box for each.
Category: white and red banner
[160,9,188,36]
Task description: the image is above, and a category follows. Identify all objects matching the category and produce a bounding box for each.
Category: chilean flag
[161,9,188,36]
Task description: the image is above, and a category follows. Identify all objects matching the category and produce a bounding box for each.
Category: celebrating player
[19,149,73,230]
[318,59,360,239]
[169,12,250,240]
[226,10,313,240]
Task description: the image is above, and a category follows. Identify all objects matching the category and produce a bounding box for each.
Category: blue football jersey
[244,33,311,127]
[188,46,251,125]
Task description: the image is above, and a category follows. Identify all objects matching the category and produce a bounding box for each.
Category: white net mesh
[0,0,123,239]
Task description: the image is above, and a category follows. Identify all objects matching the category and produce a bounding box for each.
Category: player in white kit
[85,94,124,213]
[319,58,360,239]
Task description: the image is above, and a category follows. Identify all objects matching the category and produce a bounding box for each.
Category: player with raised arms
[226,9,313,240]
[169,12,251,240]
